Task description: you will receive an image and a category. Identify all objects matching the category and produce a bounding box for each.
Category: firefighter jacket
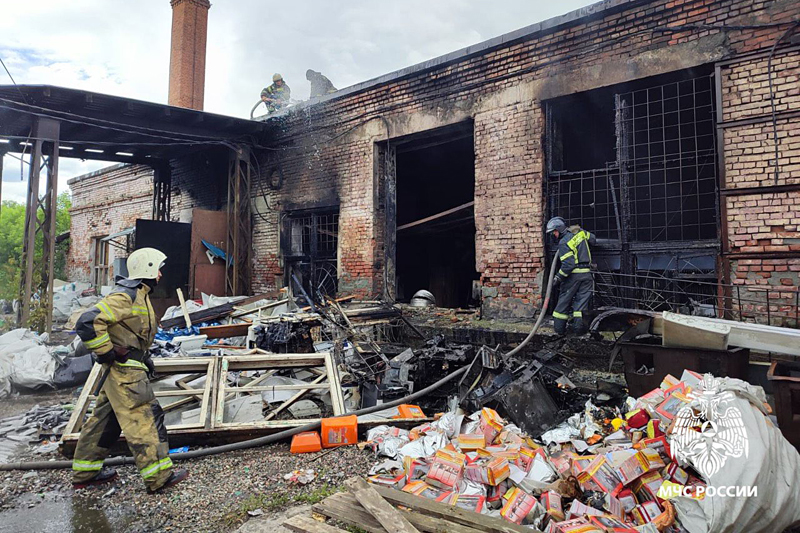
[261,82,291,103]
[76,278,157,365]
[556,225,596,280]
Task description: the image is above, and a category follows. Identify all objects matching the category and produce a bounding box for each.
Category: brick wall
[67,164,154,282]
[721,45,800,326]
[165,0,798,317]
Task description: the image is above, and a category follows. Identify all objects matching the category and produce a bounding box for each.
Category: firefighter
[260,73,291,112]
[306,69,337,98]
[546,217,596,335]
[71,248,188,493]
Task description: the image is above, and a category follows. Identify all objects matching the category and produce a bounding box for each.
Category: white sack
[671,377,800,533]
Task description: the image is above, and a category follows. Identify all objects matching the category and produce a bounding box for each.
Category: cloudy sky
[1,0,595,203]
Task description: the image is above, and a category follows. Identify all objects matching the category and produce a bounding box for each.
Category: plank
[155,389,206,397]
[231,298,290,318]
[160,302,235,329]
[315,491,486,533]
[263,374,327,421]
[396,201,474,231]
[199,322,251,339]
[368,481,539,533]
[62,363,102,436]
[323,353,344,416]
[312,493,387,533]
[344,477,420,533]
[223,383,331,392]
[284,514,348,533]
[198,359,216,429]
[176,288,192,329]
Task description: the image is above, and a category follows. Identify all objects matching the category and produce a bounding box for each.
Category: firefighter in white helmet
[72,248,188,493]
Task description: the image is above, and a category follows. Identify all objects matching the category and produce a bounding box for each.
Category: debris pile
[357,369,799,532]
[0,404,71,462]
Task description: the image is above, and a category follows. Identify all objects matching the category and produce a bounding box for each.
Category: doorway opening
[394,122,478,308]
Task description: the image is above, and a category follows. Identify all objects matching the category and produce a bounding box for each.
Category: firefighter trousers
[553,272,593,335]
[72,363,172,491]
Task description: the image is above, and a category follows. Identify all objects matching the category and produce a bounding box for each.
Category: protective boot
[147,469,189,494]
[73,467,118,489]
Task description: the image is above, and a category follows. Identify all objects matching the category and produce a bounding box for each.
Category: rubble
[348,370,800,532]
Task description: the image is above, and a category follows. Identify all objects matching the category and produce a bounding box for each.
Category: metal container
[620,339,749,397]
[767,360,800,449]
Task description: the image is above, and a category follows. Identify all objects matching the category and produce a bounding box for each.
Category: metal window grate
[548,166,622,240]
[547,73,718,245]
[618,75,718,242]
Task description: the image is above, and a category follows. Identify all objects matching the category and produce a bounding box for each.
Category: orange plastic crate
[291,431,322,453]
[396,404,426,419]
[321,415,358,448]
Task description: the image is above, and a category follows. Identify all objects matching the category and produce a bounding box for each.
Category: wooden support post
[344,477,420,533]
[176,288,192,329]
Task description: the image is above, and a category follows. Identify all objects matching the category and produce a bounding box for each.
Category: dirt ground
[0,437,373,533]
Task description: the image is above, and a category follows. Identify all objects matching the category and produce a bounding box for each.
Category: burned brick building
[33,0,800,325]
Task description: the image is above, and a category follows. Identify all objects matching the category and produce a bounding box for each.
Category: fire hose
[0,256,558,472]
[504,250,559,357]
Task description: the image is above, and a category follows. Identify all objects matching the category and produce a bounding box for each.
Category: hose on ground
[503,250,559,358]
[0,365,469,471]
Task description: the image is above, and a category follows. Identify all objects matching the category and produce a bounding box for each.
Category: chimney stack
[168,0,211,110]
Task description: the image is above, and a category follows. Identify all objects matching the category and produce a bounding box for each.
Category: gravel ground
[0,441,375,533]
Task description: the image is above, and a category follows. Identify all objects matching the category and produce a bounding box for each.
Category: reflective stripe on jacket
[557,226,596,279]
[75,279,157,356]
[260,83,291,101]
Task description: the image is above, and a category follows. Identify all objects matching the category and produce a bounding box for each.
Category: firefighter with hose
[71,248,188,493]
[546,217,596,336]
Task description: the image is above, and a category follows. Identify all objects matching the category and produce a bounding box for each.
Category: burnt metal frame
[546,72,720,311]
[19,116,60,331]
[226,146,252,296]
[282,208,340,299]
[152,163,172,221]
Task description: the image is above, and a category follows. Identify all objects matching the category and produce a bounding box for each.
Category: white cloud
[1,0,596,193]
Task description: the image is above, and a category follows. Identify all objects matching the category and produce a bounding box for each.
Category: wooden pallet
[286,477,542,533]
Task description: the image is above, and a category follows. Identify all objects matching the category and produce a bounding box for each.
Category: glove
[552,275,563,290]
[92,351,114,366]
[144,356,156,380]
[111,345,130,363]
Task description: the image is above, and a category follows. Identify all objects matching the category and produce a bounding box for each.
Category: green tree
[0,191,72,301]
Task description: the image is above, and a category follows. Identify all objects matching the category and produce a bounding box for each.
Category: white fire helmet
[126,248,167,280]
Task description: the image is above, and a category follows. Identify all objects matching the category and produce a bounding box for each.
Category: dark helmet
[546,216,567,234]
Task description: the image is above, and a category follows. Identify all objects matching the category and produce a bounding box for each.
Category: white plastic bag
[671,377,800,533]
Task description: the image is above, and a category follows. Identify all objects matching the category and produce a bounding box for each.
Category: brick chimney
[168,0,211,110]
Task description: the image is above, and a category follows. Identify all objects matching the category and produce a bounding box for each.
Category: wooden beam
[368,482,537,533]
[263,374,327,421]
[199,322,251,338]
[284,515,348,533]
[313,492,485,533]
[344,478,420,533]
[176,288,192,329]
[396,201,474,231]
[61,363,102,437]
